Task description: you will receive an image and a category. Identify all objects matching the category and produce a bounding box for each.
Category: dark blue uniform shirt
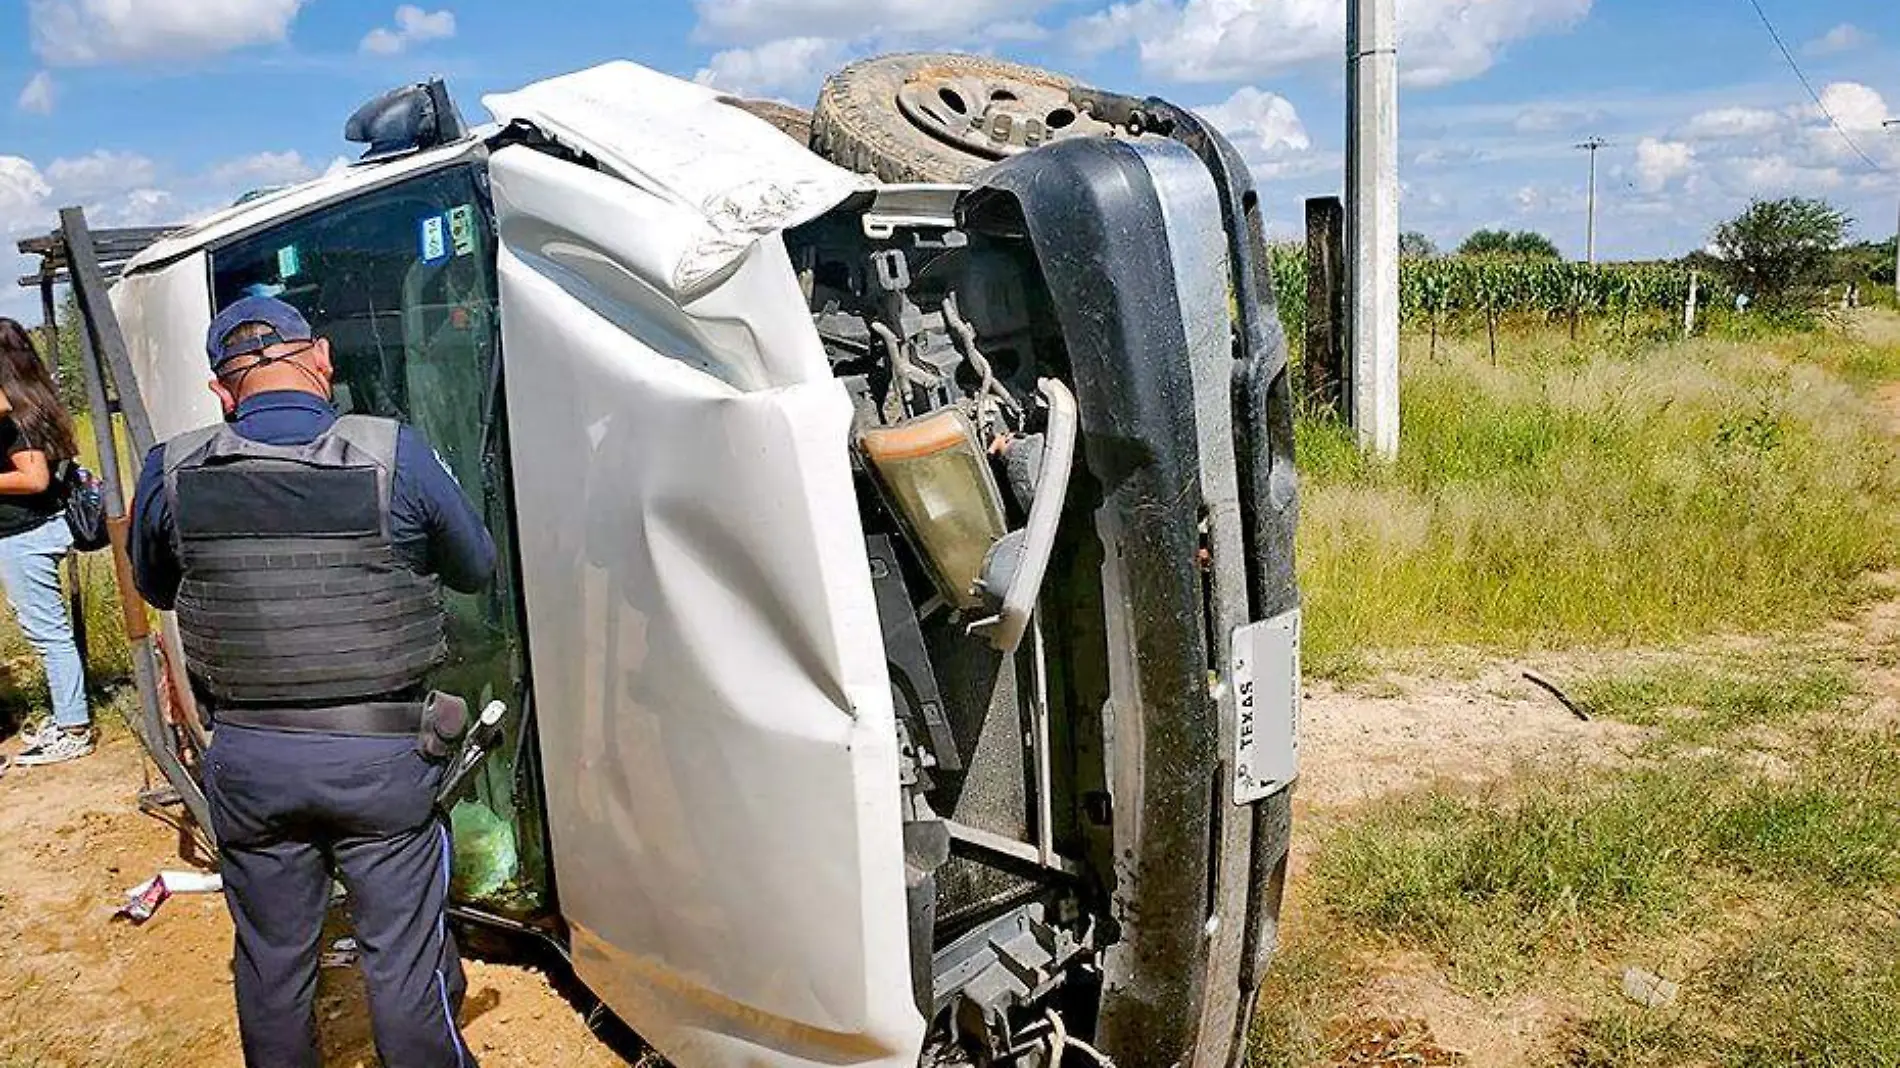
[131,389,496,611]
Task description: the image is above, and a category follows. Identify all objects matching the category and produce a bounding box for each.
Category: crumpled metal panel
[489,139,924,1067]
[484,61,869,296]
[112,254,221,442]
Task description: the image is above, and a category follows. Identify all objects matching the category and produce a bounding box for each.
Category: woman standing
[0,318,90,765]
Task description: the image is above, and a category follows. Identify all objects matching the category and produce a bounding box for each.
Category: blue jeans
[0,516,88,728]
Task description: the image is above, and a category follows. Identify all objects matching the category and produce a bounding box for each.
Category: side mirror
[344,78,468,162]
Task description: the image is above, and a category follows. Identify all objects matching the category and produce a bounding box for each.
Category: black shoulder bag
[56,459,109,552]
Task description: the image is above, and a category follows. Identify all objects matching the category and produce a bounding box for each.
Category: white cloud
[1682,106,1785,140]
[1633,138,1694,193]
[0,158,53,234]
[693,36,848,99]
[0,159,54,319]
[1413,146,1485,168]
[1072,0,1591,87]
[45,151,159,199]
[1401,0,1593,88]
[1394,76,1900,264]
[360,5,457,55]
[93,188,178,228]
[1729,155,1845,193]
[1511,103,1601,134]
[1803,23,1869,57]
[988,21,1050,42]
[17,72,55,115]
[29,0,307,66]
[1816,81,1889,131]
[209,151,319,188]
[1197,87,1322,178]
[1198,88,1311,155]
[693,0,1052,44]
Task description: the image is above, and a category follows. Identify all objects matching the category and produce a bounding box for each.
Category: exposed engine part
[942,292,1022,429]
[999,434,1045,513]
[1035,1009,1118,1068]
[969,379,1077,654]
[870,319,943,420]
[905,809,953,1016]
[934,901,1095,1061]
[867,535,963,774]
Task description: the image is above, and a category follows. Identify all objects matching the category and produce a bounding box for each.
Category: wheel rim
[895,63,1113,161]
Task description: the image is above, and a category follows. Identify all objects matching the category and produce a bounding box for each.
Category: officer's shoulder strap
[160,424,229,476]
[325,414,402,471]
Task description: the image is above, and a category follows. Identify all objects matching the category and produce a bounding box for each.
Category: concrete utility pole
[1576,137,1608,264]
[1886,120,1899,301]
[1346,0,1400,458]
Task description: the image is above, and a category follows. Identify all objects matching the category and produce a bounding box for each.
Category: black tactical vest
[163,415,446,714]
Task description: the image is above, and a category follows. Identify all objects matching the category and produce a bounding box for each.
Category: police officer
[130,295,495,1068]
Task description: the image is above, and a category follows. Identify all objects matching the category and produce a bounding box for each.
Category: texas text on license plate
[1229,609,1300,805]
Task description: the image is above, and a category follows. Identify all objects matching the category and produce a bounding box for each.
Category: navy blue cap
[206,295,314,370]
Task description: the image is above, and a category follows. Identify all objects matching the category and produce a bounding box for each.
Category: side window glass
[209,166,550,919]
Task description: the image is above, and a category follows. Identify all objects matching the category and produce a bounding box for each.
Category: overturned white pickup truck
[102,57,1300,1068]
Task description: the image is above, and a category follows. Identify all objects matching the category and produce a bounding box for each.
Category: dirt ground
[1287,663,1653,1068]
[0,662,1647,1068]
[0,720,637,1067]
[1296,661,1648,810]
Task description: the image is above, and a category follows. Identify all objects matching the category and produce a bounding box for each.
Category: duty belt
[212,700,423,738]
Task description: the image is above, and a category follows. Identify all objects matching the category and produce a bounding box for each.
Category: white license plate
[1230,609,1300,805]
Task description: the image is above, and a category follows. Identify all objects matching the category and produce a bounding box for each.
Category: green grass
[1573,656,1855,744]
[1256,314,1900,1065]
[1570,909,1900,1067]
[1314,766,1718,993]
[1299,723,1900,996]
[1702,730,1900,890]
[1296,317,1900,678]
[1245,941,1360,1068]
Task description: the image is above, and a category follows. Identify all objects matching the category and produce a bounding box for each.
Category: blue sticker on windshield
[419,214,449,265]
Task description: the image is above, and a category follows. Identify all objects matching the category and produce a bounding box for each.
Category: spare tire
[811,52,1116,183]
[719,97,814,146]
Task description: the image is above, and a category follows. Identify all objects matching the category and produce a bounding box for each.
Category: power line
[1741,0,1886,173]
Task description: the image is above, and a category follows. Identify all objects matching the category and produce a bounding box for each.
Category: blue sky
[2,0,1898,319]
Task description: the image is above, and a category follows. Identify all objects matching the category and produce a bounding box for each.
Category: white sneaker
[16,727,95,766]
[16,715,52,748]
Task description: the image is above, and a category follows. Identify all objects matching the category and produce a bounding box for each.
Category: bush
[1710,197,1850,313]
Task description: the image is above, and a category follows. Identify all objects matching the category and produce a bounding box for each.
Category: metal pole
[60,211,214,841]
[1346,0,1399,458]
[1577,137,1608,264]
[1887,120,1899,301]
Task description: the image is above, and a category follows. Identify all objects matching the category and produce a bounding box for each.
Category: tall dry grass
[1296,316,1900,676]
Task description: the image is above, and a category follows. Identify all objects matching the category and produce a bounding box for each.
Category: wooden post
[1304,196,1347,418]
[1683,270,1699,339]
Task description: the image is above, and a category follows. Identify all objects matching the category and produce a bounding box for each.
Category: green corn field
[1265,248,1728,357]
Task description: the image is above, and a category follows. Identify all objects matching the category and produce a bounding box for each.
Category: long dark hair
[0,318,78,464]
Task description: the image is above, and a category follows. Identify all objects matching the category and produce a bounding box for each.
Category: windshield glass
[208,163,551,922]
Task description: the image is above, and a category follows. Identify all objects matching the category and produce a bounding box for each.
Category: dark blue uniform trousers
[204,724,474,1068]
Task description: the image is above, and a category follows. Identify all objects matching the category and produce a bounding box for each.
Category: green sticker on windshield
[448,204,476,257]
[277,244,300,278]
